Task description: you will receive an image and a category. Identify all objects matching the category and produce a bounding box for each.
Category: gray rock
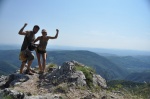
[83,93,96,99]
[93,74,107,88]
[5,73,29,88]
[61,61,75,74]
[0,75,7,88]
[44,61,87,86]
[3,88,24,99]
[70,71,86,86]
[24,94,62,99]
[71,60,85,66]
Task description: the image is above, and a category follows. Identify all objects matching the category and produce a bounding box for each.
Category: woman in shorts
[34,29,59,73]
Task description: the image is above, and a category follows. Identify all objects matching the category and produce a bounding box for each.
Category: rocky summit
[0,60,129,99]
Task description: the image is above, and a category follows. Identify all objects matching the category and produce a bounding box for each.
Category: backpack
[28,43,37,51]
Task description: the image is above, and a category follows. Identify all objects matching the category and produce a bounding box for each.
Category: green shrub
[108,80,150,99]
[47,63,57,68]
[2,95,13,99]
[46,63,58,72]
[54,85,68,93]
[74,65,95,88]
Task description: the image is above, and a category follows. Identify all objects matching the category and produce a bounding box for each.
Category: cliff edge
[0,60,128,99]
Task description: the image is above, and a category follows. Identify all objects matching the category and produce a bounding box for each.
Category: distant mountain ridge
[0,50,127,80]
[1,44,150,56]
[0,44,20,50]
[0,49,149,82]
[0,61,18,75]
[105,55,150,72]
[125,71,150,83]
[47,50,128,80]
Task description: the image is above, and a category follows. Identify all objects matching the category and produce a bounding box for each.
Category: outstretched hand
[24,23,28,27]
[56,29,59,33]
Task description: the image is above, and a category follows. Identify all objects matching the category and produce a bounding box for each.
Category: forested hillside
[0,50,149,82]
[0,50,127,80]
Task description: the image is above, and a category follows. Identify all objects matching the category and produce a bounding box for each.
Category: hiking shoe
[25,70,34,75]
[30,69,37,73]
[28,71,34,75]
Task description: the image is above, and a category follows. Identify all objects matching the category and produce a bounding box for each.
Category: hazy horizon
[0,44,150,56]
[0,0,150,51]
[1,43,150,51]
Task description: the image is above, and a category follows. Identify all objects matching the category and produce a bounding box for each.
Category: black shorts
[37,48,46,54]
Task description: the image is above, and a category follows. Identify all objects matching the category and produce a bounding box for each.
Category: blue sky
[0,0,150,51]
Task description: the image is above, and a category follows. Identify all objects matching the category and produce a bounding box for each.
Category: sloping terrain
[0,50,128,80]
[0,61,129,99]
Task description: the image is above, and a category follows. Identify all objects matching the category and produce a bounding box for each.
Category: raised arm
[18,23,28,35]
[47,29,59,39]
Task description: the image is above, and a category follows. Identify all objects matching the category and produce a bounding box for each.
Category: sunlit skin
[34,29,59,73]
[19,23,40,74]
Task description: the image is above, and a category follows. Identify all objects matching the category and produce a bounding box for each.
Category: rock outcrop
[0,60,126,99]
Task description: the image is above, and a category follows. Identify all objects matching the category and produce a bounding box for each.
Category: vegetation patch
[108,80,150,99]
[46,63,58,72]
[74,65,95,88]
[54,83,68,93]
[2,95,13,99]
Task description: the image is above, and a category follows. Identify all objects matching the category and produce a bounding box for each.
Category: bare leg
[42,53,47,72]
[25,50,34,72]
[36,52,43,72]
[20,62,26,74]
[27,60,33,70]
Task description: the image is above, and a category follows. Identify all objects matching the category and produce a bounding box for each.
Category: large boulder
[4,73,29,88]
[93,74,107,88]
[2,88,24,99]
[45,61,87,86]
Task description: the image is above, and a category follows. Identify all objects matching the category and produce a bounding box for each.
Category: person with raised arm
[34,29,59,73]
[18,23,40,75]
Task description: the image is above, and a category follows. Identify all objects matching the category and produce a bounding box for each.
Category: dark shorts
[37,48,46,54]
